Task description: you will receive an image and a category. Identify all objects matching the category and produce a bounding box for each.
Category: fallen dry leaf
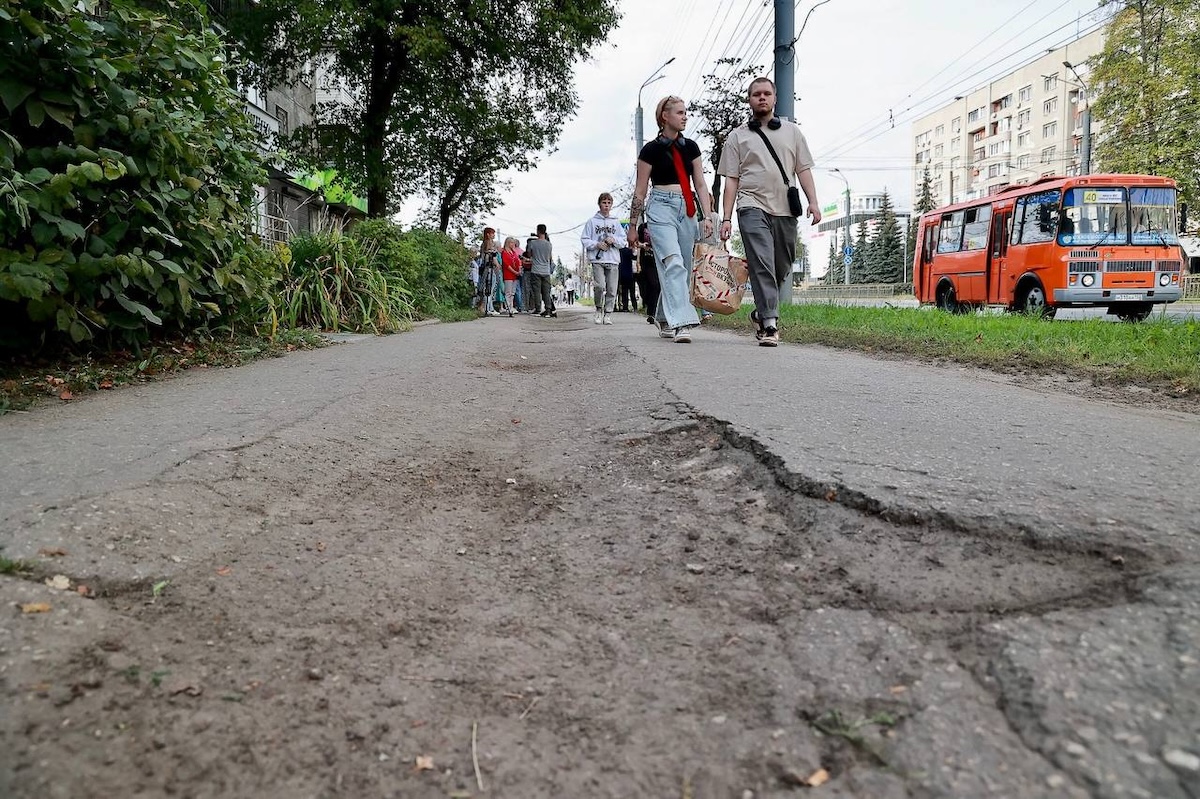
[20,603,52,614]
[38,547,68,557]
[315,541,326,553]
[58,390,73,401]
[215,566,232,576]
[98,379,114,390]
[414,755,435,771]
[45,375,65,386]
[167,680,203,697]
[45,574,71,590]
[824,488,838,501]
[806,768,830,787]
[511,418,521,424]
[76,584,94,598]
[889,685,908,695]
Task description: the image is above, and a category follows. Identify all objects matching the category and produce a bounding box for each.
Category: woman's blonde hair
[503,236,518,248]
[655,95,684,134]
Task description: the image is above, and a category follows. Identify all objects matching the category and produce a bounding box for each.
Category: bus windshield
[1130,187,1178,245]
[1059,187,1126,246]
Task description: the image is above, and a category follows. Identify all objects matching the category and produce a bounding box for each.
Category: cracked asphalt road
[2,305,1198,798]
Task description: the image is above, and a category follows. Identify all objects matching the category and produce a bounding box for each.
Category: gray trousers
[591,262,618,313]
[737,207,797,320]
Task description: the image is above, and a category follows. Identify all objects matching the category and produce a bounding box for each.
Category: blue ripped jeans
[645,188,700,330]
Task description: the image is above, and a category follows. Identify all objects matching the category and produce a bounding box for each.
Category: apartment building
[910,28,1104,212]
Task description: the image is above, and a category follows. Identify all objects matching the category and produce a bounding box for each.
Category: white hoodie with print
[581,212,624,265]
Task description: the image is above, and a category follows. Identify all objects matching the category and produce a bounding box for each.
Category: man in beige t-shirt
[718,77,821,346]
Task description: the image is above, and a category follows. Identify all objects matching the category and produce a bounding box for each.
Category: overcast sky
[403,0,1105,259]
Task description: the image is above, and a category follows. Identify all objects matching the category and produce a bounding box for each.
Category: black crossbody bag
[752,128,804,217]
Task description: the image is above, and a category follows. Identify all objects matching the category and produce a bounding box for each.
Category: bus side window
[923,224,936,263]
[1011,199,1026,245]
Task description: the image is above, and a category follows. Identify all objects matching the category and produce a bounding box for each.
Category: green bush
[351,220,473,315]
[0,0,268,351]
[279,226,413,333]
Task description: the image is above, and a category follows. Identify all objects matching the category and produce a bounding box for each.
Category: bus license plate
[1114,293,1141,301]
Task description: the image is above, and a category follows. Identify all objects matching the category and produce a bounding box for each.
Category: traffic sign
[843,246,854,256]
[843,255,853,266]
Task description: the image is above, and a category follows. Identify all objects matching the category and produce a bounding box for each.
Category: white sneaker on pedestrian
[673,326,692,344]
[602,314,613,325]
[594,312,603,324]
[657,321,674,339]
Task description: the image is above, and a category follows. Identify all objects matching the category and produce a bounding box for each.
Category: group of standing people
[473,224,558,318]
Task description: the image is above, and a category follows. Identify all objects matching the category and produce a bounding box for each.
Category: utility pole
[774,0,795,120]
[830,168,851,285]
[1063,61,1091,175]
[635,58,674,158]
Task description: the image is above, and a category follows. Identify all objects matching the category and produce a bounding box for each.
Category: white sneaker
[673,326,692,343]
[594,312,603,324]
[602,314,613,325]
[657,321,673,339]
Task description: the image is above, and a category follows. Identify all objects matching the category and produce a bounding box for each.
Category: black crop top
[637,136,702,187]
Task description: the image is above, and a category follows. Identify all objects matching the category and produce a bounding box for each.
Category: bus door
[988,208,1011,303]
[919,221,937,302]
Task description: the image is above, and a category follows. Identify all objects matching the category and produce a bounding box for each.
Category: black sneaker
[759,326,779,347]
[750,309,765,341]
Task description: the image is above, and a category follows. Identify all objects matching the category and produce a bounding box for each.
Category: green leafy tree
[689,57,762,215]
[0,0,269,349]
[225,0,619,218]
[866,190,904,283]
[1092,0,1200,214]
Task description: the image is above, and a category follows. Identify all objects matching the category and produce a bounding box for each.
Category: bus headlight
[1160,273,1172,286]
[1081,273,1095,287]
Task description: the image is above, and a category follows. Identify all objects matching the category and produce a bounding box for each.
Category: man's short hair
[747,77,776,96]
[536,223,547,235]
[598,192,613,204]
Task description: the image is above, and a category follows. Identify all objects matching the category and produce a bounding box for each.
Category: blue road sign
[843,246,854,256]
[843,255,853,266]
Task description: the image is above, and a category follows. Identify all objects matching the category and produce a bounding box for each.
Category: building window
[1017,131,1031,147]
[1040,146,1056,164]
[1017,154,1032,170]
[988,163,1004,178]
[274,105,289,136]
[950,136,960,150]
[1017,108,1031,128]
[934,144,944,157]
[935,124,945,137]
[1042,121,1057,138]
[1043,73,1058,92]
[951,116,962,133]
[1019,84,1032,103]
[1043,97,1058,115]
[950,156,961,171]
[967,108,981,124]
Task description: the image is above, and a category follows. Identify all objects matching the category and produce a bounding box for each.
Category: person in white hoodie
[580,192,624,324]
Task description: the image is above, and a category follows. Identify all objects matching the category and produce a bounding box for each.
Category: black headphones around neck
[748,116,782,131]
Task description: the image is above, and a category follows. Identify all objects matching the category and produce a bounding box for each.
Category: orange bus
[913,174,1184,321]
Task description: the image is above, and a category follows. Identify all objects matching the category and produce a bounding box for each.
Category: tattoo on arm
[630,197,644,222]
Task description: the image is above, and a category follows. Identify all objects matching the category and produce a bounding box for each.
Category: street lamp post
[830,168,851,285]
[635,57,675,157]
[1063,60,1091,175]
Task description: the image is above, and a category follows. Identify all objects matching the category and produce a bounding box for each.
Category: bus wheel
[936,283,965,314]
[1017,281,1055,319]
[1113,303,1152,322]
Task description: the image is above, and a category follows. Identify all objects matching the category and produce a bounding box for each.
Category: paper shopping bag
[691,243,749,315]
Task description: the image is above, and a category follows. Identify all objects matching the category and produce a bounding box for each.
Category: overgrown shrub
[279,226,413,333]
[351,220,473,315]
[0,0,268,351]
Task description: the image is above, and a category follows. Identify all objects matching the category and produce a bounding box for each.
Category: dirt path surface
[2,307,1198,798]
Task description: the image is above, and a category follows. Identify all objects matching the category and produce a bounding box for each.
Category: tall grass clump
[279,222,413,333]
